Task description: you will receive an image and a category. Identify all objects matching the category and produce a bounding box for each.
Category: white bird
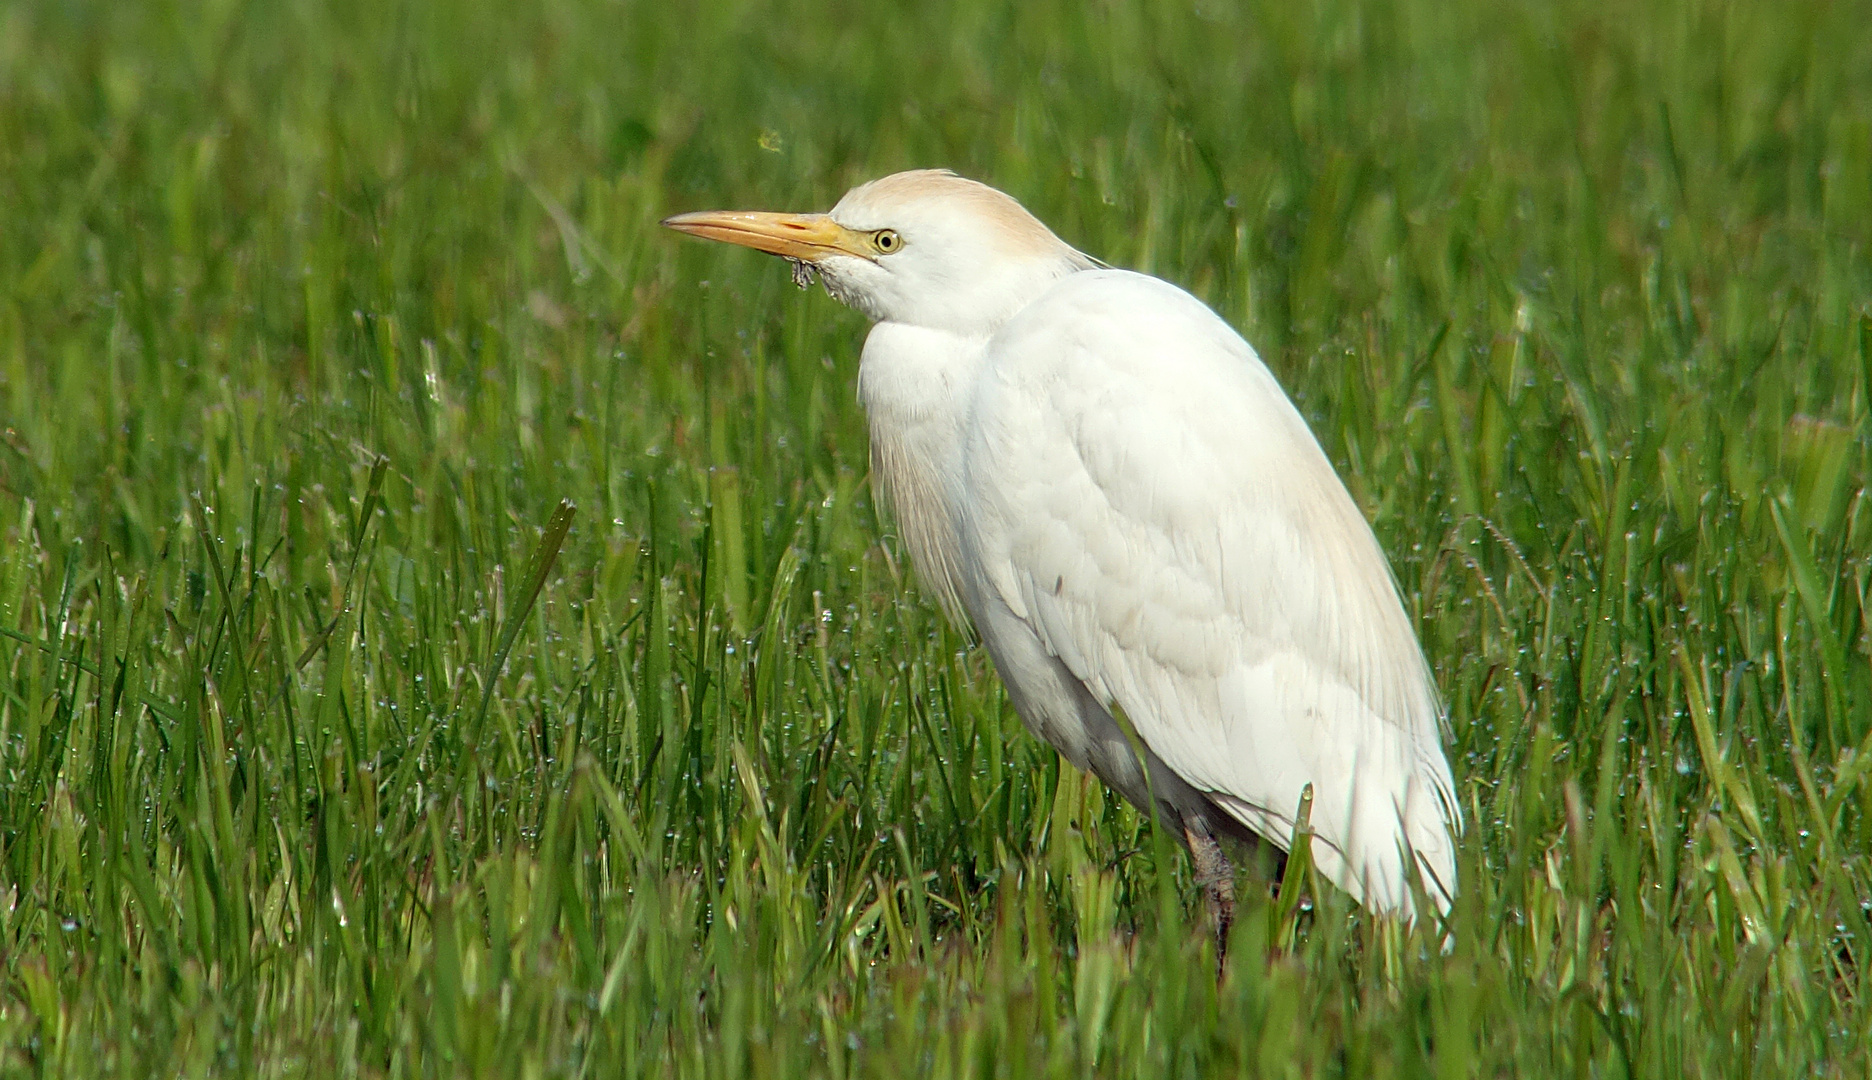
[664,170,1459,943]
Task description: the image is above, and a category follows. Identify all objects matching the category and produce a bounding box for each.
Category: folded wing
[960,270,1459,915]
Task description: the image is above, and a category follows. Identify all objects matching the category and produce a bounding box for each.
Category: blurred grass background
[2,0,1871,1074]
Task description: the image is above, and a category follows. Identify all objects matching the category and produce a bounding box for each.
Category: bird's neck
[835,253,1094,336]
[857,321,986,427]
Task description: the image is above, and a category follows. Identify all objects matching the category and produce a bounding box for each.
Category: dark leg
[1183,818,1235,971]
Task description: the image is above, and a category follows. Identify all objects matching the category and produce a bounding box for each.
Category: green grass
[2,0,1870,1074]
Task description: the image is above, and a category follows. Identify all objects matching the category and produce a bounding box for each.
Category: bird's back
[957,269,1459,914]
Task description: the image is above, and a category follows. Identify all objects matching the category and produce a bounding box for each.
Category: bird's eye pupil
[876,230,899,252]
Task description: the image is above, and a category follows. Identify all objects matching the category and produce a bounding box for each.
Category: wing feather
[960,270,1459,914]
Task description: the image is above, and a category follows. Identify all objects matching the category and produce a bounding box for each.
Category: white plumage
[665,170,1460,928]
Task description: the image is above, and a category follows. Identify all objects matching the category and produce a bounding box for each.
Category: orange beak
[661,210,873,263]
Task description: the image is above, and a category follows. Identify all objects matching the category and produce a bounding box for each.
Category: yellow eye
[873,229,902,254]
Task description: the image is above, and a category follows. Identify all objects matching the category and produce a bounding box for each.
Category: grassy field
[2,0,1871,1074]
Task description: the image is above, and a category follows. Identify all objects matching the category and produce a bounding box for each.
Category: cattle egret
[664,170,1459,947]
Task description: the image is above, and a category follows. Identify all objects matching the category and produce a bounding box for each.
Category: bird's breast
[856,322,987,628]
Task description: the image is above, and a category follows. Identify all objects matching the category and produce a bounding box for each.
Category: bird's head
[663,169,1099,334]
